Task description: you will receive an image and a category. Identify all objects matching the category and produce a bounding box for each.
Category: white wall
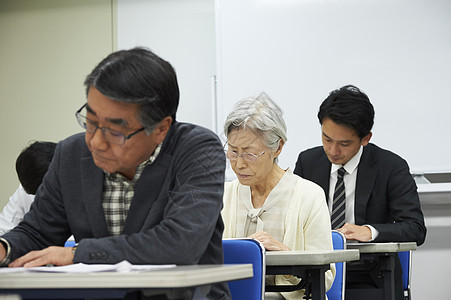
[0,0,114,209]
[117,0,216,130]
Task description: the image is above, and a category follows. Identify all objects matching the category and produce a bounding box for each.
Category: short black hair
[15,141,57,195]
[318,85,375,139]
[84,47,179,133]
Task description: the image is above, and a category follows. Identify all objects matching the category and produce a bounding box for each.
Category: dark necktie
[331,167,346,229]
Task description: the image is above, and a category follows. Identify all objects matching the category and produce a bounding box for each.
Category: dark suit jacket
[294,143,426,245]
[294,144,426,299]
[3,121,230,299]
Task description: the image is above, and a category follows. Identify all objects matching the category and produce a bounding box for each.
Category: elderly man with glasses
[0,47,230,299]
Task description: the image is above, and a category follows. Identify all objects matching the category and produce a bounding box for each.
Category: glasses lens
[76,113,99,135]
[103,129,126,145]
[84,118,99,133]
[226,150,237,160]
[76,113,88,130]
[243,153,258,162]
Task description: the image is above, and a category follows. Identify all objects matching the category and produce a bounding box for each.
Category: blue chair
[398,250,412,300]
[222,238,265,300]
[327,230,346,300]
[64,240,76,247]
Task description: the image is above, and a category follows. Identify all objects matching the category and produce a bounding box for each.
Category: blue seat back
[398,250,410,291]
[327,230,346,300]
[64,240,76,247]
[222,239,265,300]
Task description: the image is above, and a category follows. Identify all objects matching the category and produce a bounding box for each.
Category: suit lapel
[313,152,332,203]
[122,152,171,235]
[355,145,377,225]
[81,156,110,237]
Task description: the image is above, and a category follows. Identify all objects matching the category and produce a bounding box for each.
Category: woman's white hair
[224,92,287,162]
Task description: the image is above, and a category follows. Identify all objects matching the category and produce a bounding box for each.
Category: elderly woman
[221,92,335,299]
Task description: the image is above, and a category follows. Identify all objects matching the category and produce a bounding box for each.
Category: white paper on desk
[0,260,175,274]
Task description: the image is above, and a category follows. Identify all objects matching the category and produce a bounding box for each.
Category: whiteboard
[215,0,451,173]
[117,0,216,130]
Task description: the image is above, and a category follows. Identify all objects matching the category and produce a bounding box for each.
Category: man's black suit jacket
[294,143,426,299]
[294,143,426,245]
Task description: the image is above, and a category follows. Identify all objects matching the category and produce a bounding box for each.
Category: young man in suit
[294,85,426,300]
[0,48,230,299]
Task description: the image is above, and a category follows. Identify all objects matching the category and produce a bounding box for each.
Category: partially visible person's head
[16,141,57,195]
[318,85,374,165]
[224,93,287,186]
[78,47,176,179]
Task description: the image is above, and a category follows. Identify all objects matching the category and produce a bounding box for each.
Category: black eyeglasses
[75,103,145,145]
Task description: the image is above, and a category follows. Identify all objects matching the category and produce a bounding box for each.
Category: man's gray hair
[224,92,287,155]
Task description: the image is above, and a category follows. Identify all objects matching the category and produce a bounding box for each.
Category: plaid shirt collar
[104,143,162,183]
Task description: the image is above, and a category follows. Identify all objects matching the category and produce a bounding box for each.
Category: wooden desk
[346,242,417,300]
[265,249,360,300]
[0,264,253,300]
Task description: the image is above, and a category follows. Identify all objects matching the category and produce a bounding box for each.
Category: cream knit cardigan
[222,171,336,300]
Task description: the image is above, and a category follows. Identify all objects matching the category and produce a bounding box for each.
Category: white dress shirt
[328,146,379,241]
[0,185,35,235]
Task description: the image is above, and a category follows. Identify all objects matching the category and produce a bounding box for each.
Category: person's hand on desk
[8,246,74,268]
[248,230,291,251]
[337,223,372,242]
